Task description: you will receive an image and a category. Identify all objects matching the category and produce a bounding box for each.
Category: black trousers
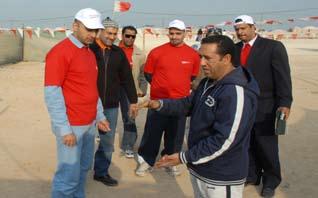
[248,114,282,189]
[138,109,186,166]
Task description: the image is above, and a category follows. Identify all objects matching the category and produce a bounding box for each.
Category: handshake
[138,100,161,110]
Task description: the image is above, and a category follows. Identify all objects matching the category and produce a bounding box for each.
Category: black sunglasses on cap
[124,34,136,39]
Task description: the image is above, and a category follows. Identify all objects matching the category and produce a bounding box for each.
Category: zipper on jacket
[102,49,109,106]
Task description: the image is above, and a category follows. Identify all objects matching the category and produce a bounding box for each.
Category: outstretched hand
[155,153,181,168]
[138,100,161,110]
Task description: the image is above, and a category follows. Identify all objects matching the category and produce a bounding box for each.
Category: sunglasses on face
[124,34,136,39]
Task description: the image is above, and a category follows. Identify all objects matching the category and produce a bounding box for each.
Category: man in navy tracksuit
[146,35,259,198]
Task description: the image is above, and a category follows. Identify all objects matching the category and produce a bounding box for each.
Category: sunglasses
[124,34,136,39]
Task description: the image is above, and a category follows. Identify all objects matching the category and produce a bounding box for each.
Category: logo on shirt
[205,95,215,107]
[181,60,191,64]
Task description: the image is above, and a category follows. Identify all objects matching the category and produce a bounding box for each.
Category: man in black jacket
[233,15,293,197]
[89,17,138,187]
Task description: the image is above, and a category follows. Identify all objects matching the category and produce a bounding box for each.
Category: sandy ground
[0,39,318,198]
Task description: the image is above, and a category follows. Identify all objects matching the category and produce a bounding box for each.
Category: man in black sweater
[89,17,138,187]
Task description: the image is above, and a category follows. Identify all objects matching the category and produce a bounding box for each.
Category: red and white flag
[113,1,131,12]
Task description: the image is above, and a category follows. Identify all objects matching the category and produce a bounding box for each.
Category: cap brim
[168,26,185,30]
[85,23,105,29]
[78,19,105,29]
[234,21,254,26]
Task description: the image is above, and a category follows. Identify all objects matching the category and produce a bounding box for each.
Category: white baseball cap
[168,19,186,30]
[75,8,104,29]
[234,15,255,26]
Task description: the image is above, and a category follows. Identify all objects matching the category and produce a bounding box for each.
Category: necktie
[240,43,251,67]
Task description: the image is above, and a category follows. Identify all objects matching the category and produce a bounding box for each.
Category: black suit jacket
[235,36,292,125]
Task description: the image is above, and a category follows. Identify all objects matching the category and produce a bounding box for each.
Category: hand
[138,100,161,109]
[97,120,111,132]
[137,92,146,97]
[129,103,138,119]
[277,107,291,120]
[155,153,181,168]
[63,133,77,147]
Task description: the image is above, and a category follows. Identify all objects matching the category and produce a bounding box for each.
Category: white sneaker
[135,161,152,177]
[124,149,134,158]
[165,166,181,176]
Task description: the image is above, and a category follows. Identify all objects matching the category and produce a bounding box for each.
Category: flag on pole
[113,1,131,12]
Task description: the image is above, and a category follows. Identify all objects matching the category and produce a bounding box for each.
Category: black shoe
[94,174,118,186]
[261,187,275,198]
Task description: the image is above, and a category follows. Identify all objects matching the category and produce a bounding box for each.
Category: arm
[96,98,111,132]
[44,86,72,137]
[143,50,155,84]
[119,51,138,104]
[133,51,148,96]
[138,63,148,96]
[44,49,71,137]
[272,42,293,119]
[96,98,106,122]
[144,72,152,83]
[159,94,194,116]
[141,91,195,116]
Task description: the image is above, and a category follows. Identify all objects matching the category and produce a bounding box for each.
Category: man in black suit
[233,15,293,197]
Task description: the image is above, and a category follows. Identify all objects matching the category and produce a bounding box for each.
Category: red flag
[25,29,33,39]
[144,28,154,35]
[309,16,318,20]
[263,19,281,25]
[10,28,17,37]
[113,1,131,12]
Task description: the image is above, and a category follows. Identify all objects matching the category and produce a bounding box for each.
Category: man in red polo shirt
[136,19,200,177]
[44,8,110,198]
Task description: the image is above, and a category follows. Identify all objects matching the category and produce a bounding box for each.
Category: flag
[34,27,41,38]
[263,19,281,25]
[17,28,23,38]
[25,29,33,39]
[144,28,154,35]
[113,1,131,12]
[43,28,55,38]
[216,21,232,27]
[309,16,318,20]
[10,28,17,37]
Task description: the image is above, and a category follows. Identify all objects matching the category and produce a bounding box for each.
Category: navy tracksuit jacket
[159,66,260,185]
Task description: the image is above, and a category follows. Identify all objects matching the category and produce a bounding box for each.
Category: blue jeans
[119,87,137,151]
[93,108,118,177]
[51,122,96,198]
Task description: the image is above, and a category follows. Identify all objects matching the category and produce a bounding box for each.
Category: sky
[0,0,318,30]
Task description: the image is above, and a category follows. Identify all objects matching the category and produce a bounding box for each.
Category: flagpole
[112,0,116,19]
